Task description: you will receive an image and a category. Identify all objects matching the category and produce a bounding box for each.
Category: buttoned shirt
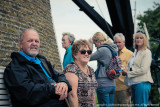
[115,47,133,91]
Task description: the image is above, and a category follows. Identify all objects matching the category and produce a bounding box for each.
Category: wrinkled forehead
[115,36,124,42]
[62,35,69,40]
[22,30,40,41]
[25,30,39,36]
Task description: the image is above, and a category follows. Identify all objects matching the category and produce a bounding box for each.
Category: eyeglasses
[79,50,92,55]
[114,42,122,44]
[136,30,146,34]
[136,37,144,39]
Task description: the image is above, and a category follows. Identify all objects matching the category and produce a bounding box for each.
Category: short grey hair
[20,28,38,42]
[62,32,75,45]
[113,33,125,42]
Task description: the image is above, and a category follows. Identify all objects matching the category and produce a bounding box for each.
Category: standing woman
[64,39,98,107]
[123,30,153,107]
[89,32,118,107]
[62,32,75,69]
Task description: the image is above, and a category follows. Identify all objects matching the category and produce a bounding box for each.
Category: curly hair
[62,32,75,45]
[71,39,92,61]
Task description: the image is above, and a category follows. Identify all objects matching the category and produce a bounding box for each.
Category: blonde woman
[89,32,118,107]
[123,30,153,107]
[64,39,98,107]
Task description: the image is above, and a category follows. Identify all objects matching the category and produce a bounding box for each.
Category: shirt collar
[19,51,41,64]
[120,47,126,53]
[66,45,72,52]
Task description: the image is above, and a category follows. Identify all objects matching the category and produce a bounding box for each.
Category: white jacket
[124,49,154,86]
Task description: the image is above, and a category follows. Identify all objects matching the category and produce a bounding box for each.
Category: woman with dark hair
[63,39,97,107]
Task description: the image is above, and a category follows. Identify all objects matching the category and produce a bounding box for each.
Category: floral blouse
[64,63,98,107]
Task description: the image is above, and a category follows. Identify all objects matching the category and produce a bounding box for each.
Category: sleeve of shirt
[63,63,78,75]
[90,47,112,67]
[90,48,103,61]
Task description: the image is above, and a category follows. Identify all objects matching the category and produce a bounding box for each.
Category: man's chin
[28,52,39,58]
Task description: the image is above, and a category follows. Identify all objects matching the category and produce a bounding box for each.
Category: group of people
[4,28,153,107]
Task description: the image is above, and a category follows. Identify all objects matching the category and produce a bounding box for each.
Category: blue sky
[50,0,160,69]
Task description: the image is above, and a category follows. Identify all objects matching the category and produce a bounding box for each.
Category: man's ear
[70,41,72,45]
[18,40,22,49]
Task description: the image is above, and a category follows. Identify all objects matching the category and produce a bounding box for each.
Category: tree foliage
[137,2,160,40]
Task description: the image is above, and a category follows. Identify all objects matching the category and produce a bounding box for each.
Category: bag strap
[95,64,101,78]
[105,45,117,57]
[39,58,52,77]
[104,45,119,64]
[96,45,114,78]
[40,58,70,107]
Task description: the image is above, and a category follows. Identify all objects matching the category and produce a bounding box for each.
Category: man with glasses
[113,33,133,107]
[62,32,75,69]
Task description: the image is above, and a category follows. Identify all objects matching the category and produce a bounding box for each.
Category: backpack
[95,45,122,79]
[105,46,122,80]
[94,45,122,80]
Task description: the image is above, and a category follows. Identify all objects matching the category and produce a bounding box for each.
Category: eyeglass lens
[114,42,121,44]
[80,50,92,55]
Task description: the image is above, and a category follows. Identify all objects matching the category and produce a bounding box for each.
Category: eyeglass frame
[79,50,92,55]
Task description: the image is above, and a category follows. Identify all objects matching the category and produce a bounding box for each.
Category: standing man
[4,28,72,107]
[113,33,133,107]
[62,32,75,69]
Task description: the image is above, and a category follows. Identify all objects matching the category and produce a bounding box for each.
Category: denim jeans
[96,86,115,107]
[131,82,151,107]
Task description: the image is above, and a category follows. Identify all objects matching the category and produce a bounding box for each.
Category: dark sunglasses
[136,30,146,34]
[79,50,92,55]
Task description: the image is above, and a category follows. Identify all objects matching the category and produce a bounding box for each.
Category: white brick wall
[0,66,5,73]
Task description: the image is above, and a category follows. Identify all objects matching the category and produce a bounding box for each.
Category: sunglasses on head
[79,50,92,55]
[136,30,146,34]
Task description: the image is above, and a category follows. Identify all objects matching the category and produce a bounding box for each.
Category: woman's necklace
[86,66,92,77]
[74,62,90,76]
[81,66,89,75]
[85,66,90,76]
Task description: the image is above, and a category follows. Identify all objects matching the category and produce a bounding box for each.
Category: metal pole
[134,0,136,33]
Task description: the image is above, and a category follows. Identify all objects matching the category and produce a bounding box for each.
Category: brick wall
[0,0,62,72]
